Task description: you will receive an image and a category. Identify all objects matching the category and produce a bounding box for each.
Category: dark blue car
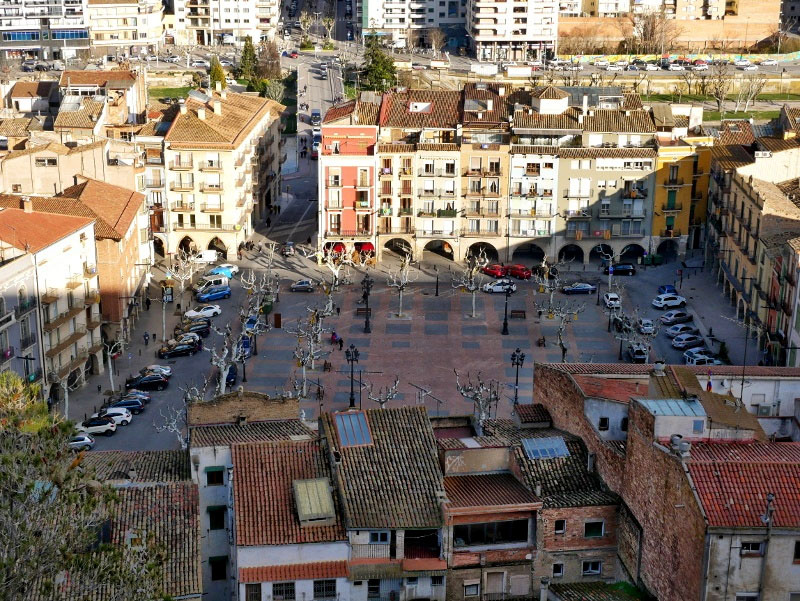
[658,284,677,295]
[225,363,238,387]
[196,284,232,302]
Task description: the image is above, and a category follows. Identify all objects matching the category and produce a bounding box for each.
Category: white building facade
[86,0,163,57]
[0,0,90,60]
[171,0,279,46]
[467,0,558,62]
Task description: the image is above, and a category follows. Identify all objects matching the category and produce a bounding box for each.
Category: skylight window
[335,411,372,446]
[522,437,570,459]
[293,478,336,525]
[409,102,432,113]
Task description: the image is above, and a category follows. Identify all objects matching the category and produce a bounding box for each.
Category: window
[453,519,529,547]
[209,556,227,581]
[582,560,601,575]
[406,577,418,585]
[432,576,444,587]
[205,466,224,486]
[273,582,296,600]
[208,506,226,530]
[794,541,800,563]
[313,579,336,599]
[552,563,564,578]
[554,519,566,534]
[367,579,380,598]
[693,420,705,434]
[11,185,21,193]
[735,595,759,601]
[740,542,764,556]
[789,594,800,601]
[598,417,609,431]
[370,531,389,543]
[621,417,629,431]
[464,583,480,597]
[584,521,604,538]
[246,583,262,601]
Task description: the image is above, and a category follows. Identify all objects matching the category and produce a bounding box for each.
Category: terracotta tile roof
[622,92,643,110]
[357,101,380,125]
[187,391,299,426]
[190,419,314,447]
[377,143,415,153]
[550,582,644,601]
[59,69,137,88]
[687,442,800,527]
[710,143,753,170]
[572,375,641,403]
[417,143,459,151]
[240,561,348,583]
[54,97,104,130]
[80,450,190,482]
[558,147,657,159]
[515,403,551,424]
[232,439,346,546]
[513,107,582,130]
[10,80,56,98]
[686,365,800,377]
[0,118,40,137]
[320,407,445,528]
[324,100,357,123]
[463,83,510,123]
[511,145,559,155]
[165,90,283,149]
[759,136,800,153]
[444,473,539,508]
[545,363,653,375]
[674,115,689,128]
[323,98,381,125]
[379,90,462,129]
[716,119,756,146]
[583,109,656,133]
[2,141,69,160]
[0,207,93,253]
[531,85,570,100]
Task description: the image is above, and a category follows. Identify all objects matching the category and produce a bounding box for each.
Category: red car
[507,264,532,279]
[481,264,508,278]
[288,50,299,58]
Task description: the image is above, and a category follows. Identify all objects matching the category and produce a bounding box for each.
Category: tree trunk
[397,288,404,317]
[301,363,307,397]
[471,290,477,318]
[309,340,316,370]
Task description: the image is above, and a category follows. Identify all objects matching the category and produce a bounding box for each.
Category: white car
[759,58,778,66]
[92,407,132,426]
[593,59,609,67]
[665,323,699,338]
[68,433,95,451]
[603,292,621,309]
[685,353,723,366]
[615,60,629,67]
[140,364,173,378]
[145,54,158,61]
[668,63,685,71]
[672,333,705,349]
[526,60,543,67]
[169,332,202,346]
[567,64,583,71]
[483,278,517,294]
[638,318,655,335]
[165,55,182,63]
[606,65,623,71]
[78,416,117,436]
[652,294,687,309]
[225,77,237,86]
[740,64,758,71]
[734,59,751,66]
[191,59,210,68]
[692,63,709,71]
[185,304,222,319]
[501,61,518,69]
[645,63,660,71]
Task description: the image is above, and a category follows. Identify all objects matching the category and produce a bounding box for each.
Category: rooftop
[0,117,42,138]
[186,391,299,426]
[53,97,104,130]
[572,375,644,403]
[550,582,647,601]
[444,473,539,509]
[59,69,137,88]
[637,397,706,417]
[0,207,93,253]
[515,403,552,425]
[9,80,56,99]
[189,419,313,447]
[79,450,190,482]
[379,89,462,129]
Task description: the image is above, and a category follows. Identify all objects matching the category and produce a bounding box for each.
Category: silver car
[68,433,95,451]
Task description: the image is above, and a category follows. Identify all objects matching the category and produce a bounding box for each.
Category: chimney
[487,98,494,111]
[587,452,596,473]
[582,94,588,116]
[180,104,187,115]
[22,196,32,213]
[215,81,222,93]
[534,481,542,497]
[498,85,505,96]
[197,107,206,120]
[539,578,550,601]
[220,89,227,100]
[213,100,221,116]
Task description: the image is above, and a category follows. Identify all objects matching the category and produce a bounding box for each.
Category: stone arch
[208,236,228,259]
[178,236,196,254]
[468,241,499,262]
[620,243,646,261]
[558,243,584,264]
[383,237,413,259]
[656,239,679,260]
[153,237,165,258]
[423,239,455,261]
[737,298,746,321]
[511,242,546,264]
[589,243,613,263]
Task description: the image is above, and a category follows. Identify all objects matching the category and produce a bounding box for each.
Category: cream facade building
[171,0,280,46]
[86,0,164,57]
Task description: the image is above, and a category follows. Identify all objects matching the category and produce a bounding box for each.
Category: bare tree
[387,254,418,317]
[322,15,335,40]
[170,249,202,312]
[286,313,329,371]
[299,10,313,40]
[154,376,210,450]
[619,10,684,55]
[741,73,767,112]
[454,370,500,434]
[366,376,400,409]
[708,63,732,115]
[427,27,446,58]
[679,70,698,96]
[405,27,420,53]
[452,250,488,318]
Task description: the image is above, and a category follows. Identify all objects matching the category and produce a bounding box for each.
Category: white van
[194,275,229,293]
[192,249,219,264]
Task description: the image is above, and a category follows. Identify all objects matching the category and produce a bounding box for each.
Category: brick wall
[533,365,626,490]
[96,218,142,326]
[446,564,533,601]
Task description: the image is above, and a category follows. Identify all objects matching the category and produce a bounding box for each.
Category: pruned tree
[618,10,684,54]
[366,376,400,409]
[452,250,488,318]
[427,27,446,58]
[387,254,418,317]
[170,248,201,312]
[532,276,586,363]
[299,10,313,39]
[286,313,329,371]
[405,27,420,53]
[740,73,768,112]
[322,15,335,40]
[679,70,697,96]
[708,63,732,115]
[154,376,210,450]
[454,370,499,434]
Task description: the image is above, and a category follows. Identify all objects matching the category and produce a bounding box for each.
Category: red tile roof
[239,561,348,583]
[59,69,137,88]
[687,365,800,378]
[546,363,653,375]
[444,473,539,509]
[10,81,55,98]
[0,207,93,253]
[402,558,447,571]
[515,403,551,424]
[687,442,800,527]
[231,440,346,546]
[572,375,642,403]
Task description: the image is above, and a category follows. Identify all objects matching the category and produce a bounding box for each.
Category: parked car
[282,241,296,256]
[562,282,597,295]
[170,332,202,348]
[604,292,622,309]
[692,63,709,71]
[288,50,299,58]
[93,407,132,426]
[665,323,699,338]
[51,60,64,71]
[672,333,705,349]
[139,364,173,378]
[652,294,687,309]
[173,320,211,338]
[685,353,723,366]
[68,433,95,451]
[185,304,222,319]
[638,318,655,334]
[238,335,252,359]
[658,284,677,294]
[507,264,532,279]
[660,309,692,325]
[194,275,229,293]
[734,59,751,66]
[606,65,623,71]
[207,263,239,277]
[481,264,508,278]
[125,372,169,391]
[604,263,636,276]
[244,314,264,334]
[219,59,233,67]
[759,58,778,66]
[740,64,759,71]
[157,342,199,359]
[114,390,152,404]
[107,398,145,415]
[196,285,232,302]
[290,279,315,292]
[225,363,238,387]
[593,59,609,67]
[667,63,685,71]
[191,59,210,67]
[483,279,517,294]
[627,342,649,364]
[78,416,116,436]
[645,63,660,71]
[165,55,182,63]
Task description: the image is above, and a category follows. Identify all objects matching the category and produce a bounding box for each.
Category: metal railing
[0,346,14,365]
[171,181,195,191]
[200,183,223,193]
[19,333,36,350]
[170,160,193,170]
[14,296,36,318]
[325,230,372,238]
[144,179,163,188]
[377,226,415,234]
[661,203,683,211]
[173,223,238,231]
[563,188,593,198]
[200,203,224,212]
[565,209,591,218]
[171,201,195,211]
[665,177,685,186]
[661,229,682,237]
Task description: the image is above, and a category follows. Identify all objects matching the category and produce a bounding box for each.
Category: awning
[358,242,375,253]
[331,242,346,254]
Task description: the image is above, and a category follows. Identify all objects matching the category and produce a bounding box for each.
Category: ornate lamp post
[361,274,373,334]
[345,344,360,408]
[511,347,525,406]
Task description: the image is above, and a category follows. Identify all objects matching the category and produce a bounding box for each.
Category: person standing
[143,332,149,346]
[338,338,344,351]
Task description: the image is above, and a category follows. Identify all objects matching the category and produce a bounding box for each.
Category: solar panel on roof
[522,436,570,459]
[335,411,372,446]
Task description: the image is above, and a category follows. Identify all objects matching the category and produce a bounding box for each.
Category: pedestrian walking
[336,306,341,317]
[145,297,151,311]
[153,333,157,343]
[338,338,344,351]
[267,217,272,227]
[143,332,149,346]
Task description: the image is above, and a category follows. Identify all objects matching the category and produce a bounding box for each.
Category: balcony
[144,179,163,188]
[598,208,647,219]
[377,226,415,235]
[19,333,36,350]
[43,305,84,332]
[416,229,459,238]
[170,160,193,170]
[399,168,413,177]
[351,544,392,560]
[661,203,683,212]
[14,296,36,318]
[55,350,89,378]
[783,301,794,316]
[87,315,102,330]
[437,209,459,218]
[509,208,554,218]
[0,346,14,366]
[664,177,685,187]
[200,183,223,193]
[66,275,83,290]
[661,229,682,237]
[41,288,59,304]
[465,187,484,197]
[399,207,413,216]
[171,201,195,212]
[462,228,501,237]
[173,223,239,232]
[171,181,195,192]
[199,161,223,172]
[84,291,100,306]
[418,189,438,197]
[324,230,372,238]
[564,188,593,198]
[564,210,591,219]
[45,328,86,359]
[464,168,483,177]
[200,203,224,212]
[466,207,500,217]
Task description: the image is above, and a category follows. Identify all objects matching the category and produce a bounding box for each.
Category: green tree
[264,80,286,102]
[0,373,164,600]
[240,35,258,81]
[209,55,226,90]
[362,36,396,91]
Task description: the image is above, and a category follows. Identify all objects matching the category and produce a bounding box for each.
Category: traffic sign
[608,266,614,274]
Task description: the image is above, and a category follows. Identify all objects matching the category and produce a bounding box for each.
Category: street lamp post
[241,357,247,383]
[435,265,439,297]
[502,284,512,335]
[361,274,373,334]
[345,344,359,408]
[510,347,525,406]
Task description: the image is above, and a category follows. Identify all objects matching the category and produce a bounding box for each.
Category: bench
[510,309,527,319]
[355,307,372,316]
[323,360,332,372]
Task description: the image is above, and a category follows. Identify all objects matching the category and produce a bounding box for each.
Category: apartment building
[0,0,89,61]
[161,86,283,259]
[508,146,558,262]
[86,0,163,57]
[467,0,558,62]
[581,0,630,16]
[357,0,467,50]
[58,69,147,126]
[0,251,42,387]
[0,202,101,406]
[171,0,280,46]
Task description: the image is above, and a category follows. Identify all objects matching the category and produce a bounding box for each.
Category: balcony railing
[564,188,593,198]
[14,296,37,318]
[377,226,415,234]
[665,177,685,186]
[200,183,223,193]
[173,223,239,232]
[325,230,372,238]
[462,228,501,237]
[66,275,83,290]
[351,544,392,560]
[0,346,14,365]
[661,229,682,237]
[661,203,683,212]
[41,288,58,304]
[200,203,224,212]
[418,168,458,177]
[171,181,195,191]
[170,160,194,170]
[84,291,100,306]
[328,178,342,187]
[19,333,36,350]
[598,208,647,218]
[45,328,86,358]
[399,207,413,215]
[171,201,195,212]
[200,161,223,172]
[43,305,83,332]
[144,179,163,188]
[565,210,591,218]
